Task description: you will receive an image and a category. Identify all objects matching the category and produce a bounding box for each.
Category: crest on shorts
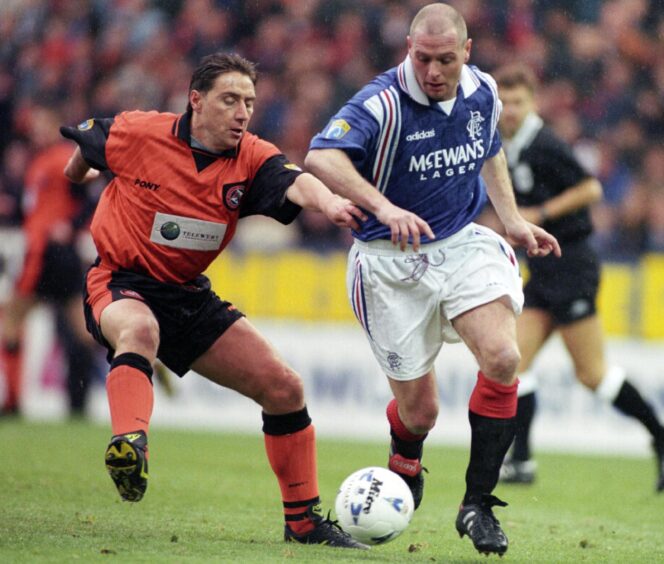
[77,119,94,131]
[222,181,246,211]
[324,119,351,140]
[387,351,403,371]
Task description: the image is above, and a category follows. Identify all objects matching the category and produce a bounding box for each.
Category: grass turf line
[0,420,663,563]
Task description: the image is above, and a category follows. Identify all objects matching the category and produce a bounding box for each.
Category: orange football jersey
[62,111,302,283]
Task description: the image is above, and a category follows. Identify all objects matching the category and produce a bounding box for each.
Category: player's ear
[189,90,203,113]
[463,38,472,63]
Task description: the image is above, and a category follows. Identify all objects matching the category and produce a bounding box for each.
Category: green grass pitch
[1,420,663,563]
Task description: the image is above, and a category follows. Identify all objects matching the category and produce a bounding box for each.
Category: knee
[481,342,521,383]
[116,315,160,356]
[258,364,304,412]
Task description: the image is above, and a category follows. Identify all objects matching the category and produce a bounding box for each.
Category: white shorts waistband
[353,224,474,256]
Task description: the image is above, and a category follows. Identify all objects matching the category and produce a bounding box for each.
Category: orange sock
[264,423,320,534]
[1,343,21,411]
[106,353,154,436]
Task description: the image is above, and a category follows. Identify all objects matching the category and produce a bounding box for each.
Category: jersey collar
[172,111,239,159]
[397,56,480,114]
[503,111,544,167]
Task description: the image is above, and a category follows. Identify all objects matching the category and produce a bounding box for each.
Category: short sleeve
[309,101,380,170]
[239,154,303,224]
[60,117,114,172]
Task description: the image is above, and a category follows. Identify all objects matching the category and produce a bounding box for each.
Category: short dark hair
[493,63,537,94]
[187,53,257,112]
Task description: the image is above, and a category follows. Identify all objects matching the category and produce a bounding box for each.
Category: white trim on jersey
[472,67,501,151]
[363,86,402,194]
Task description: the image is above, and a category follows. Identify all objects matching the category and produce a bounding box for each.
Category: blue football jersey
[309,56,503,242]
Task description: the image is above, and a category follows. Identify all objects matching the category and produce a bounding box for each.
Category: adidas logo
[406,128,435,141]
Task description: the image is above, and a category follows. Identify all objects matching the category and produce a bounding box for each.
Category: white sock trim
[517,371,538,397]
[595,365,626,402]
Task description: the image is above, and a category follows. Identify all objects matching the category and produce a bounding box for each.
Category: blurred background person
[0,104,99,418]
[478,63,664,492]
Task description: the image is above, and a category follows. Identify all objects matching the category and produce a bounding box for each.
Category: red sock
[106,365,154,436]
[469,371,518,418]
[386,398,427,441]
[1,344,21,410]
[264,425,319,534]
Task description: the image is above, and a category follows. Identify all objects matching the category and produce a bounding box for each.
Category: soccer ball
[335,466,414,545]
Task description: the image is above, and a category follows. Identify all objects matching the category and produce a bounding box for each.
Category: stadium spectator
[306,3,559,556]
[0,104,98,418]
[1,0,664,254]
[480,62,664,492]
[60,52,368,549]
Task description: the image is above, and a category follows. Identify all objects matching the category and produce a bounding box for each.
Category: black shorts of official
[523,239,600,326]
[83,266,245,376]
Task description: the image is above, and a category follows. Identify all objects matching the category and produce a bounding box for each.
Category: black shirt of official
[505,114,593,246]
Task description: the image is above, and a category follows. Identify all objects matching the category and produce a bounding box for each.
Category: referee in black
[479,62,664,492]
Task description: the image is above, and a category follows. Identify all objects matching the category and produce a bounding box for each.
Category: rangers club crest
[466,110,484,140]
[222,181,246,211]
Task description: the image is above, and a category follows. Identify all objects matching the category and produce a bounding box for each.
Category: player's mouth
[229,128,244,139]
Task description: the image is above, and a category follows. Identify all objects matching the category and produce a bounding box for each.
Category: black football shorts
[523,239,600,325]
[84,265,244,376]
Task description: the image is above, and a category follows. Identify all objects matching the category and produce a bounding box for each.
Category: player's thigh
[191,317,302,407]
[452,296,520,381]
[99,298,160,359]
[559,314,606,388]
[516,308,555,372]
[346,246,443,380]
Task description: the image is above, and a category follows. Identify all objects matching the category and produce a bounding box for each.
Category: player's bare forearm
[305,149,434,250]
[481,150,521,228]
[64,147,100,183]
[525,177,603,224]
[304,149,385,213]
[285,173,367,230]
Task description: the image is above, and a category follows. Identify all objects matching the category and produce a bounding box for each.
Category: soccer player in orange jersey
[0,105,97,418]
[61,53,368,549]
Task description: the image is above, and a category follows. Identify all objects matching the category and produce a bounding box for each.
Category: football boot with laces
[456,494,509,556]
[284,504,369,549]
[388,451,428,510]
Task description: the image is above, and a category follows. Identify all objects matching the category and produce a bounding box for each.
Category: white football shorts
[346,223,524,381]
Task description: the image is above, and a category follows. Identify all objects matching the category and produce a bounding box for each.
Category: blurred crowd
[1,0,663,258]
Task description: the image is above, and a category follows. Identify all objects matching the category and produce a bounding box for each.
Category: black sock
[512,392,537,461]
[390,430,425,460]
[613,381,664,441]
[464,411,516,505]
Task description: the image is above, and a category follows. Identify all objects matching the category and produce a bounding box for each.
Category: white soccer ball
[335,466,414,545]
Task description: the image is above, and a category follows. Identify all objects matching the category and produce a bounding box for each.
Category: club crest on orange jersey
[223,181,246,211]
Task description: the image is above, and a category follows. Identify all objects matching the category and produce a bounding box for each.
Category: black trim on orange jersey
[60,118,114,171]
[174,111,238,159]
[239,154,303,224]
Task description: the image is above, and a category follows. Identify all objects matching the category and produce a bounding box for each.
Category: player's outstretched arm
[285,172,368,231]
[482,150,561,258]
[64,147,100,183]
[305,148,434,251]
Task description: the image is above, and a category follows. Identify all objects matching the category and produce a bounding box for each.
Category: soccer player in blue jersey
[305,3,560,556]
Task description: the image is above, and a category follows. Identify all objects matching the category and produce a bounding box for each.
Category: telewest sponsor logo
[409,139,485,173]
[405,128,435,142]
